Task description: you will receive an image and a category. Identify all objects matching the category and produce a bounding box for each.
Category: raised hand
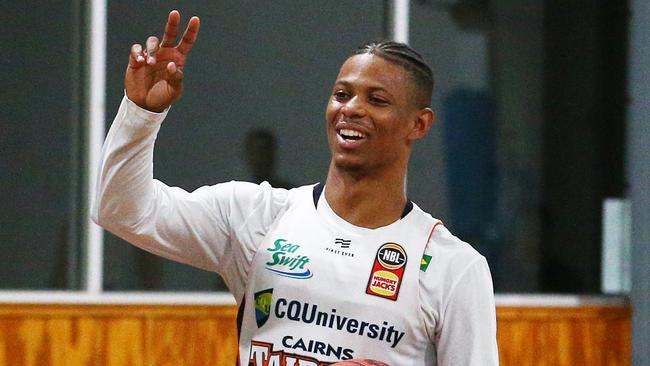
[125,10,200,112]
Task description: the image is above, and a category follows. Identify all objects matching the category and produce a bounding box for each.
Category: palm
[124,11,200,112]
[126,47,186,111]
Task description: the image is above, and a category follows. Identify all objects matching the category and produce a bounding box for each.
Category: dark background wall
[102,1,387,290]
[541,0,627,292]
[0,1,635,297]
[0,1,84,289]
[629,1,650,364]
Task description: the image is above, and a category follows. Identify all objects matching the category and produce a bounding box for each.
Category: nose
[340,95,367,119]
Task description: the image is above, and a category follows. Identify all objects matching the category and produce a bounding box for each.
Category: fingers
[160,10,180,47]
[161,10,199,52]
[177,16,200,55]
[166,61,184,89]
[128,11,199,71]
[146,36,159,65]
[129,43,145,67]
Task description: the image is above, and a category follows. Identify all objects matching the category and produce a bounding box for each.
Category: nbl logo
[377,243,406,270]
[366,243,407,301]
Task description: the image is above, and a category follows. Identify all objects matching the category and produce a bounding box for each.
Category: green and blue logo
[254,288,273,327]
[265,238,313,279]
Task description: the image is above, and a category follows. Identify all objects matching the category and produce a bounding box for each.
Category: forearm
[92,94,167,231]
[91,95,230,272]
[90,96,271,277]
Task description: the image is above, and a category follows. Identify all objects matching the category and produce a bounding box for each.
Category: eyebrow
[333,80,392,95]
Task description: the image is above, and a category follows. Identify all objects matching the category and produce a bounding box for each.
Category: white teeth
[339,129,366,138]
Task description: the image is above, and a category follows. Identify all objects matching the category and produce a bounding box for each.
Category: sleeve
[91,95,289,299]
[435,257,499,365]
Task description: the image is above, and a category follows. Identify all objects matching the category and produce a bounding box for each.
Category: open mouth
[338,128,366,141]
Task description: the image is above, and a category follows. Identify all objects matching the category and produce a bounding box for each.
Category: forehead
[335,54,413,93]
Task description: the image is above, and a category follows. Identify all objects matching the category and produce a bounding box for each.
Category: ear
[407,108,435,141]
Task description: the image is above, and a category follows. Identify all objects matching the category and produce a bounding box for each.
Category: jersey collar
[312,182,413,219]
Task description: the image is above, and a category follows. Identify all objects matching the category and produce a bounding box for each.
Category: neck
[324,162,408,229]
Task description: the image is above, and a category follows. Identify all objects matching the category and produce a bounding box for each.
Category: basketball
[330,359,390,366]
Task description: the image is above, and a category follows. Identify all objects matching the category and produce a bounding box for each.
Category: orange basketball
[330,359,389,366]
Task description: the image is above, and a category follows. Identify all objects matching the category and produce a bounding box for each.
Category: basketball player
[93,10,499,365]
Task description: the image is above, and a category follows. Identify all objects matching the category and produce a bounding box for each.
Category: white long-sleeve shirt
[93,96,499,365]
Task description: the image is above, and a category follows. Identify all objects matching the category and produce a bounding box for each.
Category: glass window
[103,1,386,291]
[0,2,84,289]
[410,1,627,293]
[0,1,625,295]
[411,1,545,292]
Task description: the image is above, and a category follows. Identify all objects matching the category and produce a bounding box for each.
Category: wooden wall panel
[0,305,238,366]
[497,306,631,366]
[150,318,238,366]
[0,303,630,366]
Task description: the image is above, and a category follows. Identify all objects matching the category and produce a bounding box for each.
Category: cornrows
[354,41,434,108]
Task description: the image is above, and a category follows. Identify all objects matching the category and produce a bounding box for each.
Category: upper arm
[435,258,499,365]
[102,180,289,296]
[92,96,291,298]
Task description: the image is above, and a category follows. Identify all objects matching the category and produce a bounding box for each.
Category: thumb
[166,62,184,91]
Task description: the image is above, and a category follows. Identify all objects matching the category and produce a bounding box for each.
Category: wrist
[123,91,171,118]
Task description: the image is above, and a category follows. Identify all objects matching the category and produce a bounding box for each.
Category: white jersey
[93,96,499,366]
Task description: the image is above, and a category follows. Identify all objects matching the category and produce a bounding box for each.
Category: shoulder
[209,180,313,205]
[214,181,316,228]
[416,216,495,335]
[427,223,485,272]
[416,212,490,308]
[409,205,484,272]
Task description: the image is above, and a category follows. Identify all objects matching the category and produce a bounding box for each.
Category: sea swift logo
[266,239,313,279]
[255,288,273,327]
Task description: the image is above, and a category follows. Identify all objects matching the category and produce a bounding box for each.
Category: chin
[332,158,366,173]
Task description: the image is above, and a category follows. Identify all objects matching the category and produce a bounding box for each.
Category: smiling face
[325,54,433,174]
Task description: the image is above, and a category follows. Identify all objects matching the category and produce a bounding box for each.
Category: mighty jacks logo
[255,288,273,327]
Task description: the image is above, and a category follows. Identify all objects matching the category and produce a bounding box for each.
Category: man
[93,10,498,366]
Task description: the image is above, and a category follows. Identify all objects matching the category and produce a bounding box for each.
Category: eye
[369,95,389,106]
[333,90,351,101]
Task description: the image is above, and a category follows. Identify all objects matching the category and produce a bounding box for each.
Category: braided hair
[354,41,434,108]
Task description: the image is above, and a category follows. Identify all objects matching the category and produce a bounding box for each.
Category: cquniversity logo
[265,239,313,279]
[254,288,273,327]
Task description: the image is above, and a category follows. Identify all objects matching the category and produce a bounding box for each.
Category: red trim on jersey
[426,221,443,244]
